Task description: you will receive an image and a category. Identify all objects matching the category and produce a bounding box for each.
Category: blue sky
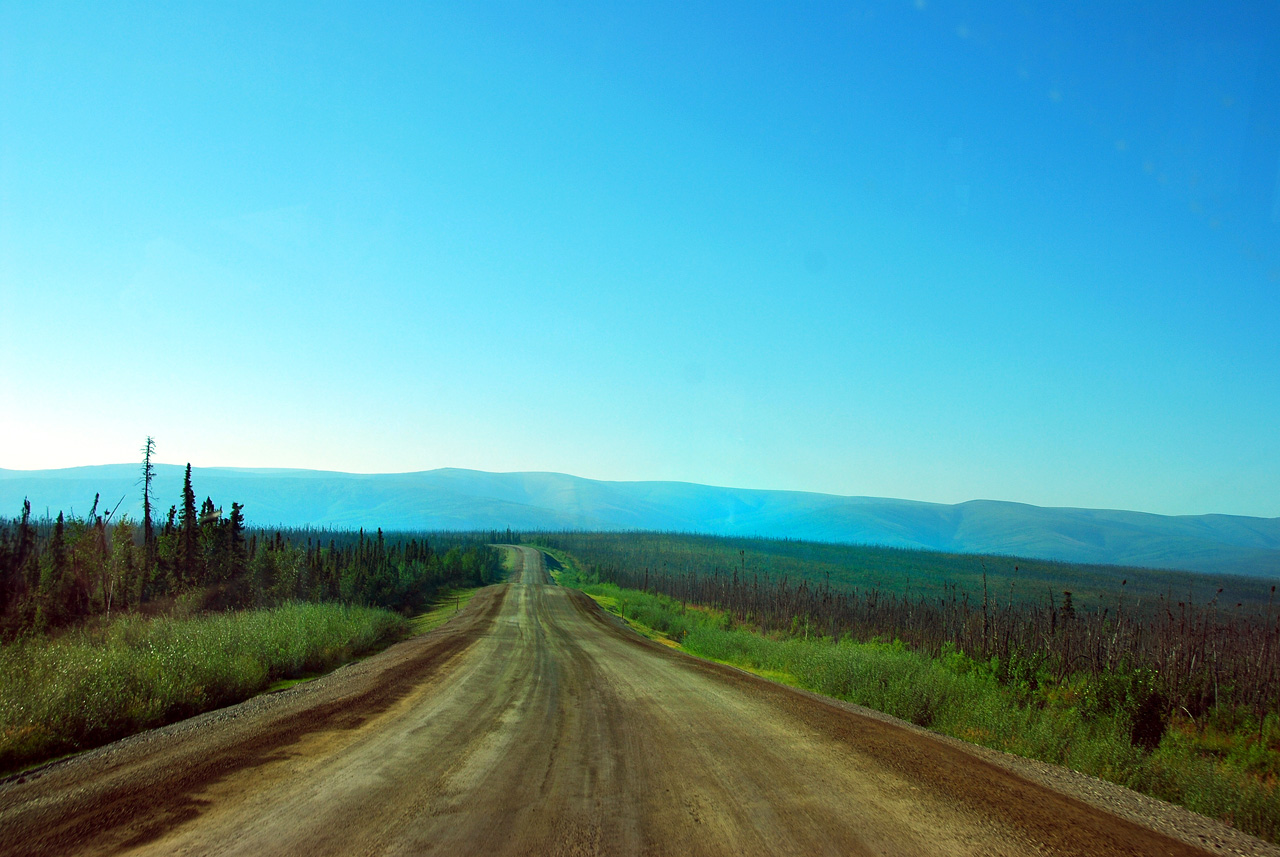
[2,1,1278,517]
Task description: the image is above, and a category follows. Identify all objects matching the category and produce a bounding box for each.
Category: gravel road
[1,546,1275,856]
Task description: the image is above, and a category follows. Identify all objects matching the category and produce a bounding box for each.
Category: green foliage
[177,464,200,587]
[0,450,509,773]
[534,531,1276,616]
[408,586,485,635]
[553,559,1280,843]
[1135,726,1280,840]
[0,464,505,638]
[0,602,406,774]
[536,532,1280,724]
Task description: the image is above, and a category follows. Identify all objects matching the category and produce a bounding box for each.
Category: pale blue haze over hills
[2,465,1278,578]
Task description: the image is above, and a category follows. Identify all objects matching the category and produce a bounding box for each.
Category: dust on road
[1,547,1273,856]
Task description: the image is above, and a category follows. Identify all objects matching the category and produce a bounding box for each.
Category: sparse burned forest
[536,532,1280,735]
[539,535,1280,841]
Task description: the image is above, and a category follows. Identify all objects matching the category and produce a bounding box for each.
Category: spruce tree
[177,464,199,587]
[16,499,36,599]
[199,497,220,580]
[228,502,248,583]
[141,437,156,574]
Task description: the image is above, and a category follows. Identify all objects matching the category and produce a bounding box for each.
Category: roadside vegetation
[0,439,508,774]
[0,602,404,773]
[541,542,1280,844]
[535,530,1277,614]
[0,439,507,641]
[536,533,1279,726]
[409,585,485,635]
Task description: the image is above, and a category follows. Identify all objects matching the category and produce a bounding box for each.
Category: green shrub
[0,602,406,773]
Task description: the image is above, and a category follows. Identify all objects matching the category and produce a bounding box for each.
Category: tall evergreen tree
[16,499,37,598]
[154,505,179,595]
[176,464,199,587]
[198,497,228,583]
[228,502,248,582]
[140,437,156,574]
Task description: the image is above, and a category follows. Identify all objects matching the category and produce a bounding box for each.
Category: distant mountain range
[2,465,1279,578]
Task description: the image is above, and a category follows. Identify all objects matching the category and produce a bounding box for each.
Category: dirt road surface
[2,546,1275,856]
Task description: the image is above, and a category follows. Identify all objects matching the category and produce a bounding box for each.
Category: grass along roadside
[0,602,407,775]
[543,547,681,648]
[544,546,1280,844]
[268,586,487,695]
[409,586,484,635]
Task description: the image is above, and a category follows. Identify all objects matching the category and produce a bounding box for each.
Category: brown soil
[1,546,1275,856]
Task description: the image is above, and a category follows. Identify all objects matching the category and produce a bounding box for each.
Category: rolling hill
[1,465,1278,577]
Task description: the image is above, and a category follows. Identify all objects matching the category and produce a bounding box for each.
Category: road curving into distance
[1,546,1275,856]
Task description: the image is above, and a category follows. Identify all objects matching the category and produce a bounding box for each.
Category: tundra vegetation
[536,534,1280,844]
[0,442,505,773]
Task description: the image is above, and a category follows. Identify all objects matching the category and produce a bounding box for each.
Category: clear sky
[2,1,1278,517]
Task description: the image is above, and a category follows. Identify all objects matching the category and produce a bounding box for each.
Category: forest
[535,531,1280,731]
[0,441,504,640]
[535,531,1278,613]
[0,443,506,772]
[542,543,1280,842]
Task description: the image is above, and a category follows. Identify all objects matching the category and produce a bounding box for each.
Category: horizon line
[2,462,1276,522]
